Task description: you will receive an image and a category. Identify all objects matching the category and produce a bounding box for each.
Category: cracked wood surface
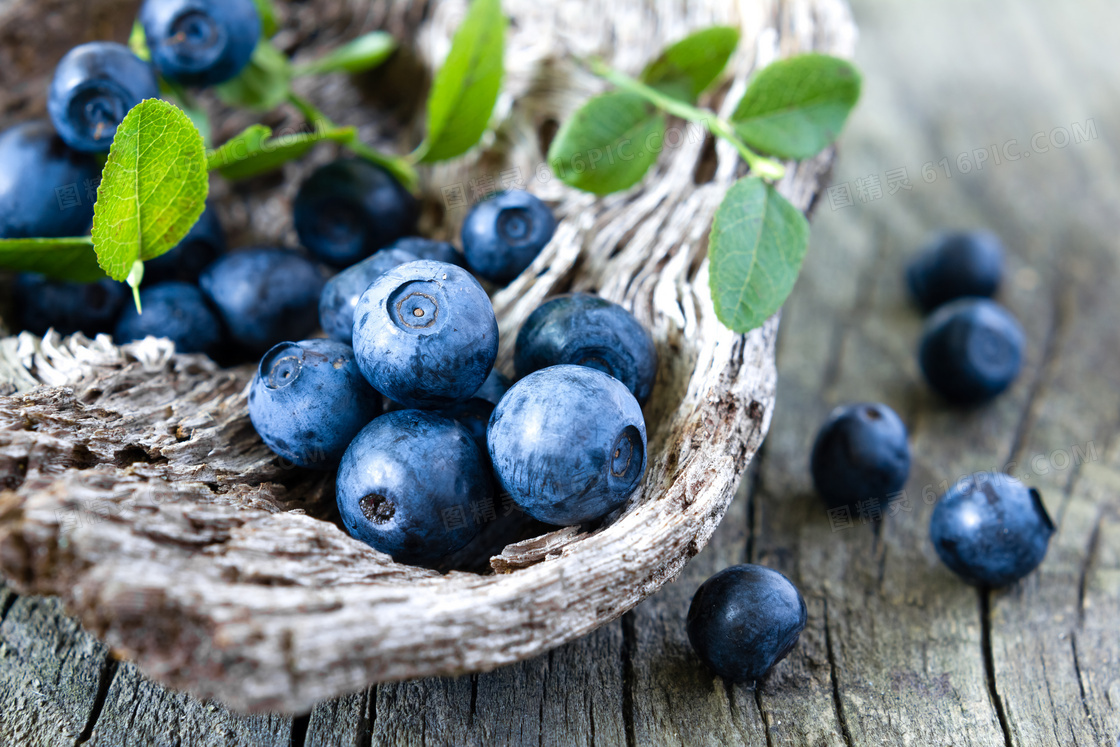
[2,0,1119,744]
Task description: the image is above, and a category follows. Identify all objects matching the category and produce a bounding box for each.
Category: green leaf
[215,40,292,112]
[420,0,506,162]
[129,20,151,61]
[207,123,357,180]
[640,26,739,102]
[294,32,397,76]
[707,176,809,333]
[0,237,105,282]
[546,91,665,195]
[91,99,208,282]
[252,0,280,37]
[730,54,860,160]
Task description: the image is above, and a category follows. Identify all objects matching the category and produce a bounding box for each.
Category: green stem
[587,60,786,181]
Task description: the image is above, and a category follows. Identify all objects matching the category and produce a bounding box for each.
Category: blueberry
[48,42,159,153]
[461,190,556,284]
[907,231,1004,312]
[919,298,1025,405]
[0,122,100,238]
[352,260,498,408]
[140,0,261,87]
[488,365,647,525]
[318,248,419,345]
[143,201,226,284]
[810,402,910,512]
[13,275,126,337]
[114,281,223,354]
[199,248,325,354]
[687,564,807,685]
[336,409,493,565]
[440,370,511,449]
[471,369,511,406]
[392,237,468,268]
[515,293,658,404]
[294,159,419,268]
[930,476,1054,587]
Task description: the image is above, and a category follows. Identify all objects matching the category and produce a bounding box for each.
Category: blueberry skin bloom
[144,201,226,284]
[140,0,261,87]
[353,260,498,408]
[199,248,325,354]
[488,365,647,525]
[319,248,419,345]
[810,402,910,511]
[919,298,1025,405]
[461,190,557,284]
[249,339,381,470]
[14,275,126,337]
[907,231,1004,312]
[336,410,493,565]
[515,293,658,404]
[48,42,160,153]
[392,237,468,268]
[294,159,419,268]
[687,565,807,685]
[930,477,1055,587]
[114,281,223,354]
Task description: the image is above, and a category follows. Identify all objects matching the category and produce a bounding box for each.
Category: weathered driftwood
[0,0,853,713]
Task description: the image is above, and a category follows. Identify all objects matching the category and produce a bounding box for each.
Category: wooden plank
[306,689,371,746]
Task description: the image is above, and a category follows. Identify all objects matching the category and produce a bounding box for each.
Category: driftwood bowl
[0,0,854,713]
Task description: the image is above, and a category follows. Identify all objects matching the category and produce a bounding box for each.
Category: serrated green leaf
[420,0,506,162]
[641,26,739,103]
[708,176,809,333]
[546,91,665,195]
[294,32,397,76]
[91,99,208,282]
[215,39,292,112]
[252,0,279,37]
[207,123,357,180]
[0,237,104,282]
[730,54,860,160]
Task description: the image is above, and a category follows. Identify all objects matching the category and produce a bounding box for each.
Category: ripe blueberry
[440,370,511,448]
[48,42,159,153]
[907,231,1004,312]
[140,0,261,87]
[461,190,556,284]
[318,247,419,346]
[515,293,658,404]
[919,298,1025,405]
[14,275,126,337]
[392,237,468,268]
[114,281,223,354]
[249,339,381,470]
[930,476,1054,587]
[0,121,99,238]
[199,248,325,354]
[144,201,226,284]
[687,565,807,685]
[810,402,910,512]
[352,260,498,408]
[336,410,493,565]
[488,365,647,525]
[294,159,419,268]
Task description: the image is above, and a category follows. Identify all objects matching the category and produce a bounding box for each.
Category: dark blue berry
[114,281,223,354]
[14,275,126,337]
[249,339,380,470]
[143,201,226,284]
[461,190,556,284]
[294,159,418,268]
[336,410,493,565]
[515,293,658,404]
[919,298,1024,405]
[487,365,646,525]
[687,565,807,685]
[140,0,261,87]
[392,237,467,268]
[352,260,498,408]
[199,248,325,354]
[48,42,159,153]
[318,247,419,345]
[930,477,1054,587]
[0,122,99,238]
[907,231,1004,312]
[810,402,910,511]
[471,369,511,406]
[440,369,511,449]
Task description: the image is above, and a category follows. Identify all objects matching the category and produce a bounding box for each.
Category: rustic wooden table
[2,0,1118,744]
